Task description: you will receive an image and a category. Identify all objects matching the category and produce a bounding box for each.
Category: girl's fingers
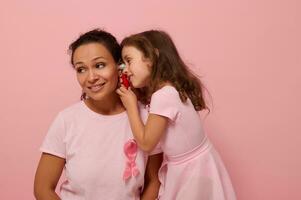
[119,86,128,92]
[116,88,123,95]
[116,86,128,95]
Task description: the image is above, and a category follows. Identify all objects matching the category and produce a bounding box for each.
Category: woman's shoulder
[57,101,84,119]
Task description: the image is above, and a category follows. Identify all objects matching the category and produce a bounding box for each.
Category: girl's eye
[96,63,105,69]
[76,67,86,73]
[126,59,131,65]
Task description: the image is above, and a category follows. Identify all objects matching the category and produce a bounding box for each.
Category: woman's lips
[88,83,105,92]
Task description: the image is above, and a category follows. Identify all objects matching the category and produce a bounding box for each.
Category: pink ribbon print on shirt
[123,139,140,180]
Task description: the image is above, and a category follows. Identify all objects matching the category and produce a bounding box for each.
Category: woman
[34,29,162,200]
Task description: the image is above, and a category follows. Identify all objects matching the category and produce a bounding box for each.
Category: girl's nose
[123,64,131,75]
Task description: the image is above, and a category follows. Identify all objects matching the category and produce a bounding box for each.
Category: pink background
[0,0,300,199]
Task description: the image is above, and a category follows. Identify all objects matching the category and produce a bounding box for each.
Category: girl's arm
[141,153,163,200]
[117,86,169,152]
[34,153,65,200]
[127,105,168,152]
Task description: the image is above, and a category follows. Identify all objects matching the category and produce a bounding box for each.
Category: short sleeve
[40,112,66,158]
[149,87,180,122]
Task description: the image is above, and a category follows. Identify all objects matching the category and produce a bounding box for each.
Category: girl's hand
[116,86,138,112]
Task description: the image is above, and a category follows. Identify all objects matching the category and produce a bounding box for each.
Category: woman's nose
[87,69,99,82]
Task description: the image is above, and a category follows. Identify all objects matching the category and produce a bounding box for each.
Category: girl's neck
[84,94,125,115]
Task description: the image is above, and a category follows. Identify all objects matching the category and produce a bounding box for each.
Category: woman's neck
[84,93,125,115]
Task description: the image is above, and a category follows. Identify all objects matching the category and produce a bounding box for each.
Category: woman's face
[73,42,119,101]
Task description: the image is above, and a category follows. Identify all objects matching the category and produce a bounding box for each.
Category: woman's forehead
[74,43,114,62]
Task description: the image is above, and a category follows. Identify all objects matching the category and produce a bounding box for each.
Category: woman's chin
[85,92,105,101]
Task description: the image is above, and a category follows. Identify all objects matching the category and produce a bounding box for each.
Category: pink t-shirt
[40,101,161,200]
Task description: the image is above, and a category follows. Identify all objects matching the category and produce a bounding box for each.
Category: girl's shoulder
[151,85,181,105]
[153,85,178,96]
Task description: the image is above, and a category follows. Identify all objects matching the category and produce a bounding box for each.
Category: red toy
[121,73,130,89]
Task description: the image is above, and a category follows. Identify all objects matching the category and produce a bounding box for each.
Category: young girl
[116,30,236,200]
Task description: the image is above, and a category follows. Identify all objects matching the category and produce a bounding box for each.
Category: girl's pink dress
[149,86,236,200]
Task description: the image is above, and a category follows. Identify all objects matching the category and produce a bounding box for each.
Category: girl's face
[122,46,152,88]
[73,42,119,101]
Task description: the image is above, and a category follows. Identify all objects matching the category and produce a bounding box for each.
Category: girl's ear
[146,59,153,69]
[147,48,159,68]
[154,48,159,57]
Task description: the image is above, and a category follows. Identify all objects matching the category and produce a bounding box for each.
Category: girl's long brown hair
[121,30,208,111]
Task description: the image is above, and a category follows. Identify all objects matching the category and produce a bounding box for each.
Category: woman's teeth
[89,83,105,92]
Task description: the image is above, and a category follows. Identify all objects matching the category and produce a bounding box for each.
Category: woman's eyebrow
[74,61,84,65]
[74,56,106,66]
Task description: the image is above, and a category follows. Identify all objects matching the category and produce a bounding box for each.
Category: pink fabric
[149,86,236,200]
[40,101,161,200]
[123,139,140,180]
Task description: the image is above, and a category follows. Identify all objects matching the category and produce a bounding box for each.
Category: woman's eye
[96,63,105,69]
[76,67,86,73]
